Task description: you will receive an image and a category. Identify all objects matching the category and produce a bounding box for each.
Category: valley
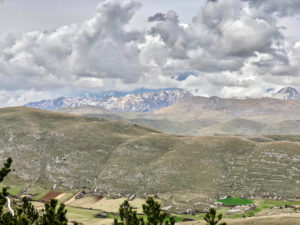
[2,0,300,223]
[0,107,299,223]
[1,88,300,224]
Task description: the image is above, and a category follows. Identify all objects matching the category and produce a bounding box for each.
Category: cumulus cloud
[141,0,290,83]
[0,0,147,103]
[0,0,299,106]
[147,0,282,68]
[142,0,300,97]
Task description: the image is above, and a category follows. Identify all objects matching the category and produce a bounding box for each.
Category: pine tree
[114,200,144,225]
[142,197,169,225]
[114,197,175,225]
[14,197,39,224]
[38,199,68,225]
[204,208,227,225]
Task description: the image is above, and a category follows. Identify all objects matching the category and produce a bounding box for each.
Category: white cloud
[0,0,300,106]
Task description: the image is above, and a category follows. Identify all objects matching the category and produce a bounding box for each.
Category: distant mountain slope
[58,106,219,135]
[0,107,299,201]
[59,104,300,136]
[154,96,300,123]
[25,89,192,112]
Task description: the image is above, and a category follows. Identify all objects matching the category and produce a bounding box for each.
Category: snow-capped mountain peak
[24,89,193,112]
[271,87,300,100]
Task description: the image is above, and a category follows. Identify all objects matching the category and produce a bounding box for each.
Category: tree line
[114,197,226,225]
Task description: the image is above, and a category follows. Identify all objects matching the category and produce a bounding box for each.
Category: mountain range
[23,86,300,136]
[25,89,192,112]
[25,87,300,113]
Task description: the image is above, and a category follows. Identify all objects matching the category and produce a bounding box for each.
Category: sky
[0,0,300,106]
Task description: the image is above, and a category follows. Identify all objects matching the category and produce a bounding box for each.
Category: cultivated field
[7,186,299,225]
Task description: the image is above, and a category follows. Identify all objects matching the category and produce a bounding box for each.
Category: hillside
[155,96,300,122]
[58,106,217,135]
[0,107,299,201]
[59,101,300,136]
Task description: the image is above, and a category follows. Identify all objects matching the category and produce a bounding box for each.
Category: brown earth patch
[39,191,62,202]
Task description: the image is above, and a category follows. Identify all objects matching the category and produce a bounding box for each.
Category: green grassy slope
[0,107,299,200]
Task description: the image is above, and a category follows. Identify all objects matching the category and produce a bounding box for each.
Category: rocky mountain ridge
[25,89,192,112]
